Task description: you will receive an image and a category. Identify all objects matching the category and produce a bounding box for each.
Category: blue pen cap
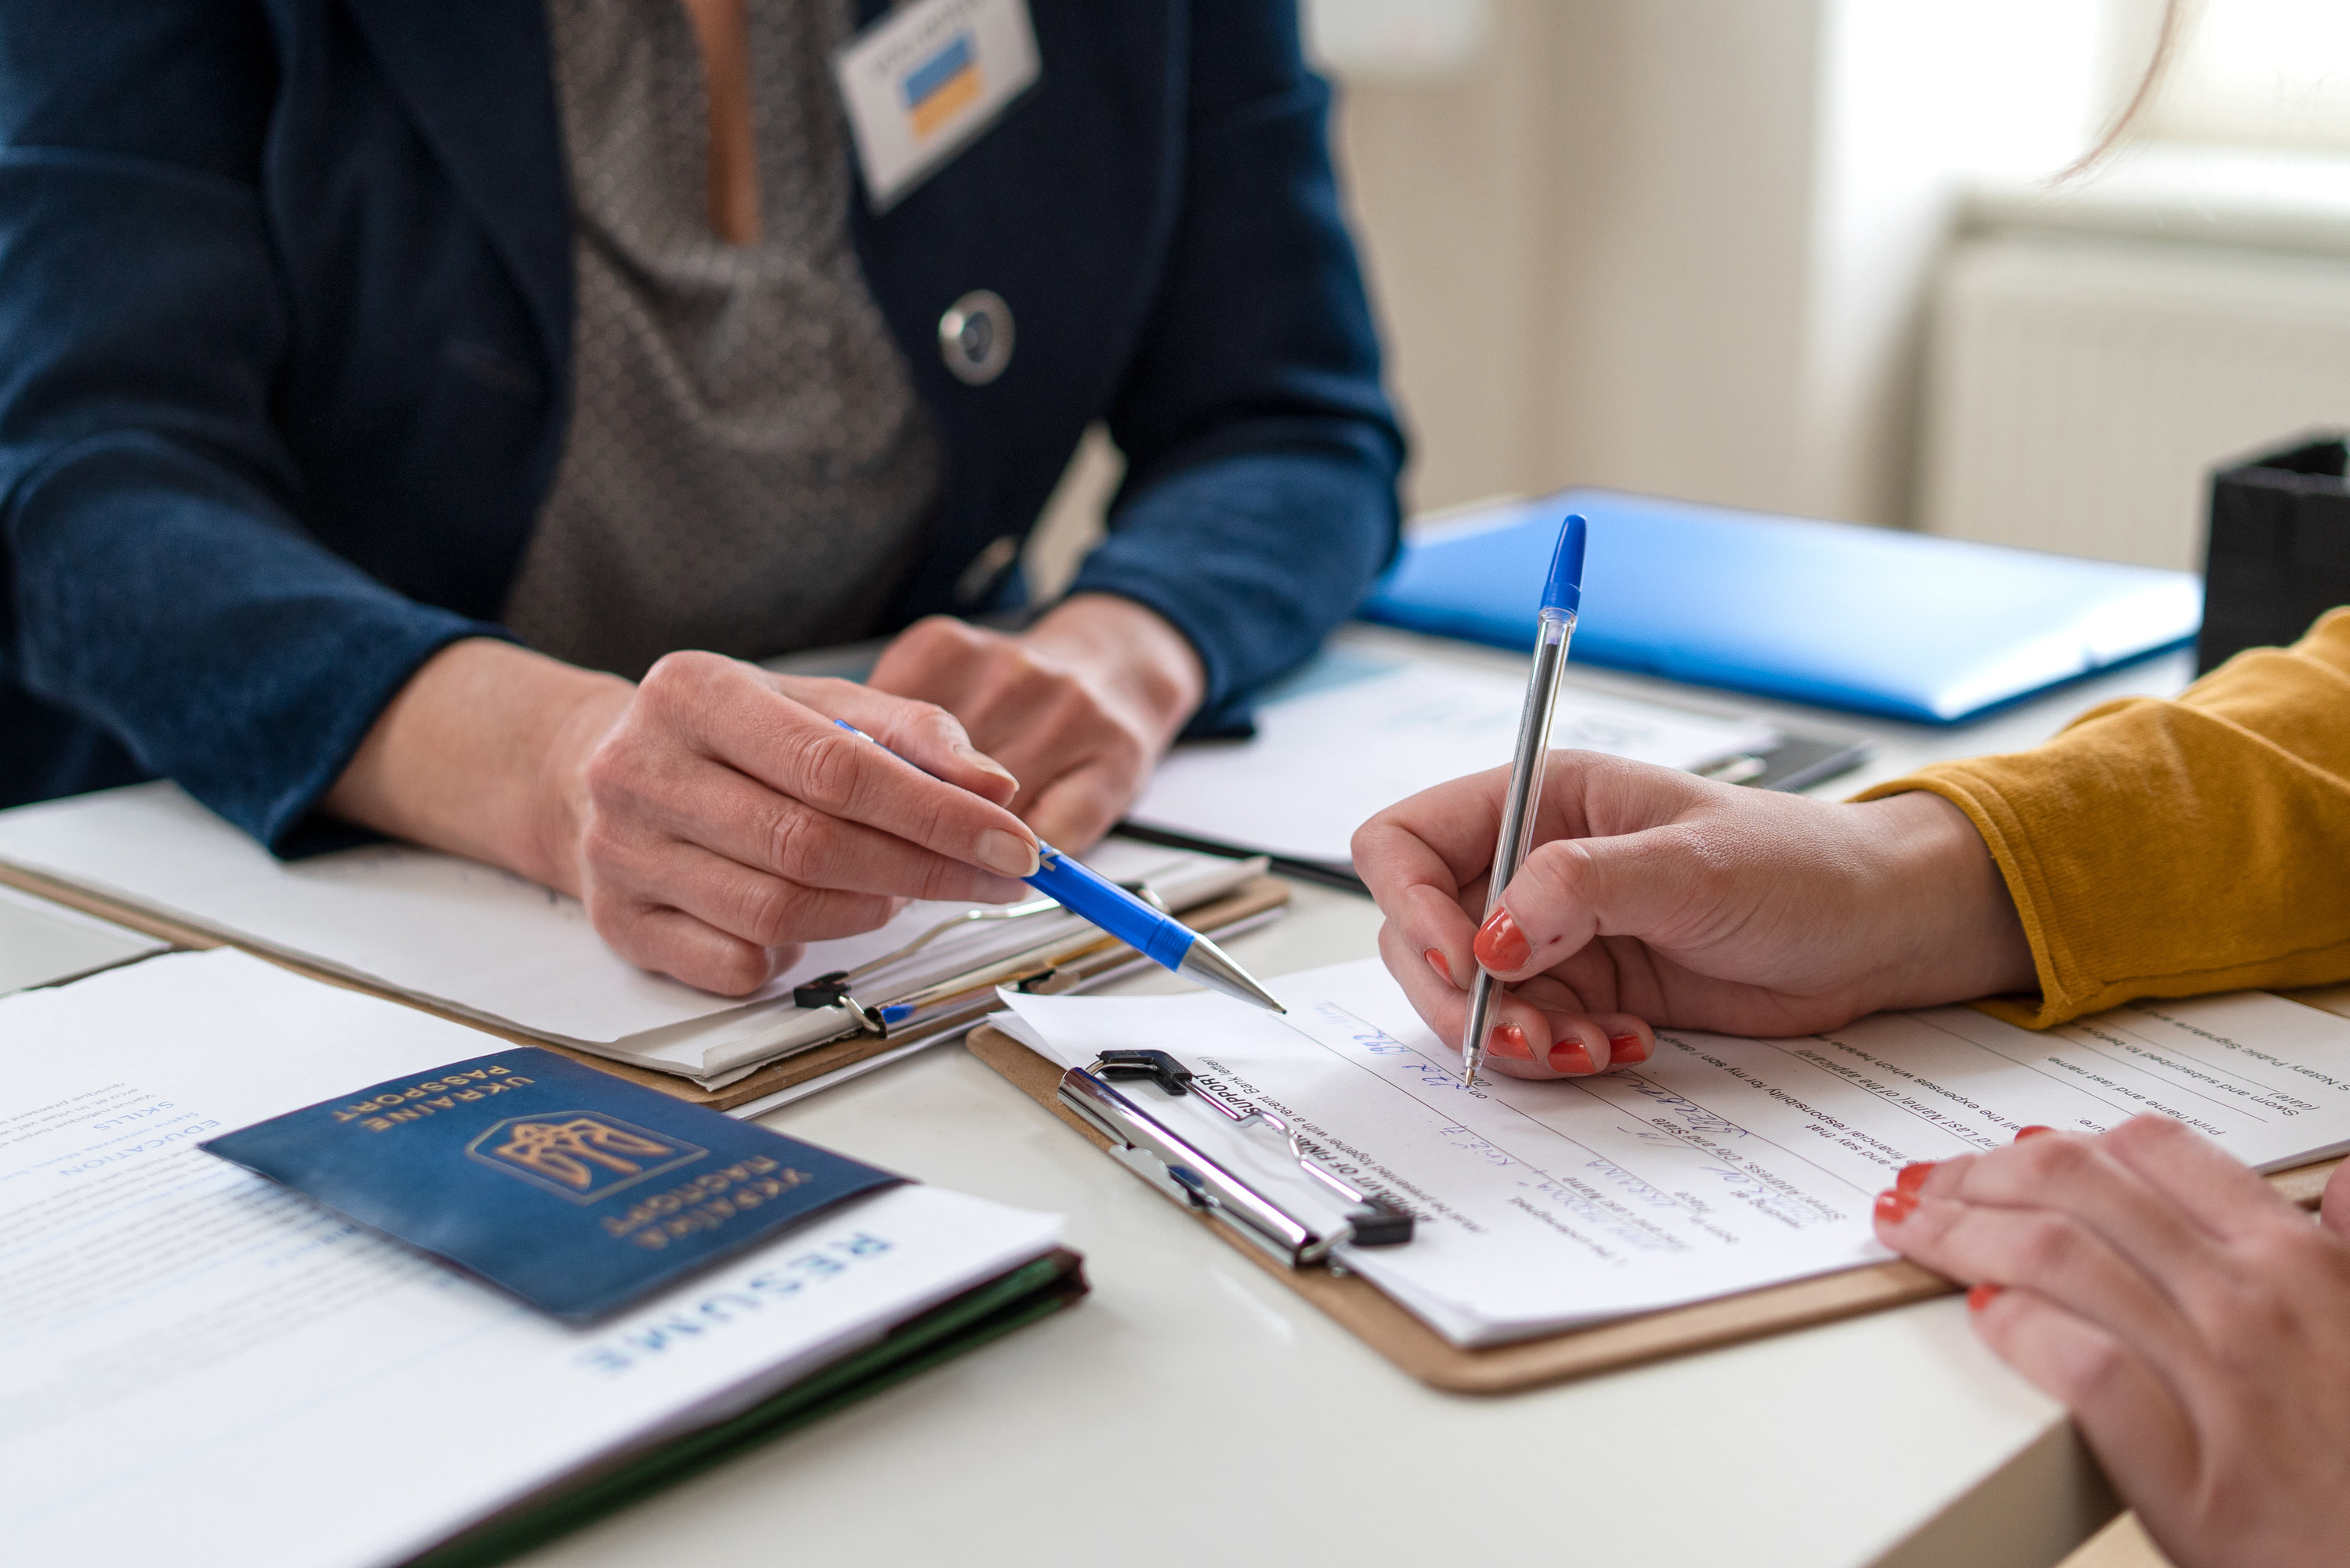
[1542,512,1588,616]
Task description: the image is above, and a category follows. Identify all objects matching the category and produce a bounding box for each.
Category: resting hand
[867,593,1204,850]
[1876,1118,2350,1568]
[1351,753,2034,1078]
[327,641,1038,995]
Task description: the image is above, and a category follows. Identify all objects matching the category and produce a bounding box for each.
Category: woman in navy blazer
[0,1,1401,991]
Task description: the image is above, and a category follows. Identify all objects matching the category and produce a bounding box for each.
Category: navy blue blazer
[0,1,1401,848]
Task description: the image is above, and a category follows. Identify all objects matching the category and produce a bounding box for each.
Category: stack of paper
[0,951,1070,1568]
[0,883,167,995]
[1127,645,1786,876]
[0,782,1259,1089]
[998,959,2350,1346]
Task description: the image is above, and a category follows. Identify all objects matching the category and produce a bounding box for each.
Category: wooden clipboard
[965,1021,2345,1396]
[2059,1512,2175,1568]
[0,858,1288,1113]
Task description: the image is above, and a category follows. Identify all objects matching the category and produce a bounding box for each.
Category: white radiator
[1917,230,2350,570]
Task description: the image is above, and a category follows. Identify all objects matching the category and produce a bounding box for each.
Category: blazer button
[938,291,1014,385]
[953,535,1022,605]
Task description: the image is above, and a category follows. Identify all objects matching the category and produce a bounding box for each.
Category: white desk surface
[515,637,2193,1568]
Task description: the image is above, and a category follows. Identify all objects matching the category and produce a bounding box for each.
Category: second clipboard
[966,1021,2338,1395]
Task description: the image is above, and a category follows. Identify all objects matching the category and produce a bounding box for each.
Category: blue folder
[1358,489,2204,724]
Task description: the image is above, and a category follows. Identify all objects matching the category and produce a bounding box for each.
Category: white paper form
[1001,959,2350,1347]
[0,883,168,995]
[0,951,1063,1568]
[1128,649,1782,869]
[0,782,1246,1071]
[594,847,1264,1086]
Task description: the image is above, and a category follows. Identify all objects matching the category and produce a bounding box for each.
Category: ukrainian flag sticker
[906,34,985,140]
[834,0,1042,211]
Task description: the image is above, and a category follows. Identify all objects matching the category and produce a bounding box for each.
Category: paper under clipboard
[0,783,1289,1115]
[579,869,1291,1114]
[967,1021,1954,1393]
[971,961,2350,1394]
[0,861,1287,1116]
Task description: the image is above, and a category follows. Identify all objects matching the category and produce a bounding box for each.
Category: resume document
[0,952,1062,1568]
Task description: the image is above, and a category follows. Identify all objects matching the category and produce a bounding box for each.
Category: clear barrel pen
[1460,512,1587,1086]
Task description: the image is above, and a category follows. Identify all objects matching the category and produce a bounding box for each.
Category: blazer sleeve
[0,5,501,849]
[1068,0,1405,732]
[1854,610,2350,1027]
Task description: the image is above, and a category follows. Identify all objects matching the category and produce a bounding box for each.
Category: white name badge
[833,0,1042,211]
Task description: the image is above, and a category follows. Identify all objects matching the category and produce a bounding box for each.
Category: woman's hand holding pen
[326,639,1039,995]
[327,593,1202,999]
[869,593,1205,851]
[1875,1118,2350,1568]
[1352,751,2037,1078]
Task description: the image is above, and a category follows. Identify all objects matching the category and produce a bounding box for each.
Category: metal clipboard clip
[788,897,1068,1036]
[787,875,1188,1039]
[1056,1048,1415,1267]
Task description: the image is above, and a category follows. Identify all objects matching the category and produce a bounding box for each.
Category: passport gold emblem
[465,1112,707,1203]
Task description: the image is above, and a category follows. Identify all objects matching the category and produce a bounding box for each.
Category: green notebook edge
[410,1248,1088,1568]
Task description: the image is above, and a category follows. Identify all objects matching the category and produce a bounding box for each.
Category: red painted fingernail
[1549,1037,1596,1074]
[1473,908,1532,971]
[1488,1023,1534,1060]
[2015,1125,2055,1142]
[1423,948,1455,986]
[1874,1188,1919,1224]
[1968,1283,2005,1311]
[1608,1032,1650,1065]
[1896,1162,1937,1196]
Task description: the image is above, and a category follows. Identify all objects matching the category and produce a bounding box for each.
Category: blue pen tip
[1542,512,1587,617]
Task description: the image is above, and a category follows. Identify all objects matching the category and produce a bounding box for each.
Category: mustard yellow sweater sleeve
[1853,609,2350,1028]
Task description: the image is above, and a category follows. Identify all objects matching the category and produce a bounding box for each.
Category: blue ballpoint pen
[831,720,1286,1014]
[1460,512,1587,1086]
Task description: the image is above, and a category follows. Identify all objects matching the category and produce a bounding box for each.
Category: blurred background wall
[1028,0,2350,591]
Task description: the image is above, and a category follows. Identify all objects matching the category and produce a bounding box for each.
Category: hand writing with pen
[1359,747,2350,1568]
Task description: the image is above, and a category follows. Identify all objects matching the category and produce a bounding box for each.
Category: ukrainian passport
[203,1046,902,1322]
